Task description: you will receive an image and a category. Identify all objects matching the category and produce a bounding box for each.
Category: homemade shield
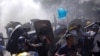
[6,24,24,53]
[34,20,54,48]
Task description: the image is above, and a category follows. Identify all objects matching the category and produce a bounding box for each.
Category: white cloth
[86,31,96,38]
[70,30,77,37]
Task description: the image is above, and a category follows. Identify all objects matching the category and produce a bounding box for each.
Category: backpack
[84,37,94,50]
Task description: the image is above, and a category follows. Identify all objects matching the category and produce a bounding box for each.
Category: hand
[61,54,66,56]
[43,36,46,39]
[54,54,66,56]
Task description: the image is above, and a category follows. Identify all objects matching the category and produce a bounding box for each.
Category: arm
[45,37,51,45]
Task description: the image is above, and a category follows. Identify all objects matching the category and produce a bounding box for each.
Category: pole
[54,14,57,31]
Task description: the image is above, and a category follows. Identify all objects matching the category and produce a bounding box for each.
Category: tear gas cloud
[0,0,100,37]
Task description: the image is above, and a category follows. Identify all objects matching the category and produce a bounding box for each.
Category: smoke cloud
[0,0,51,37]
[0,0,100,37]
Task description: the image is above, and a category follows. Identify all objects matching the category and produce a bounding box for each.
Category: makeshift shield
[6,24,24,53]
[34,20,54,48]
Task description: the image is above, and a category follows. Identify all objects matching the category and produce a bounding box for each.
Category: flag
[58,8,68,20]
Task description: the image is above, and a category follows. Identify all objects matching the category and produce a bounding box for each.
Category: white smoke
[93,0,100,5]
[0,0,53,37]
[79,0,100,5]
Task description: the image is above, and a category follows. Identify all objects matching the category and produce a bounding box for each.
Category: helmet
[92,24,99,29]
[86,21,92,26]
[65,34,74,40]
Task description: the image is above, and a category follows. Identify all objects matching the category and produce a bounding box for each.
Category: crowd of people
[0,20,100,56]
[55,21,100,56]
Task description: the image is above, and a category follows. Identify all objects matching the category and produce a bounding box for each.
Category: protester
[55,34,76,56]
[33,33,51,56]
[89,24,100,56]
[6,25,39,56]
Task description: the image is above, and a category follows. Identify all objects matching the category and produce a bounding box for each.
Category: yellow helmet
[86,21,91,26]
[17,52,31,56]
[68,24,77,31]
